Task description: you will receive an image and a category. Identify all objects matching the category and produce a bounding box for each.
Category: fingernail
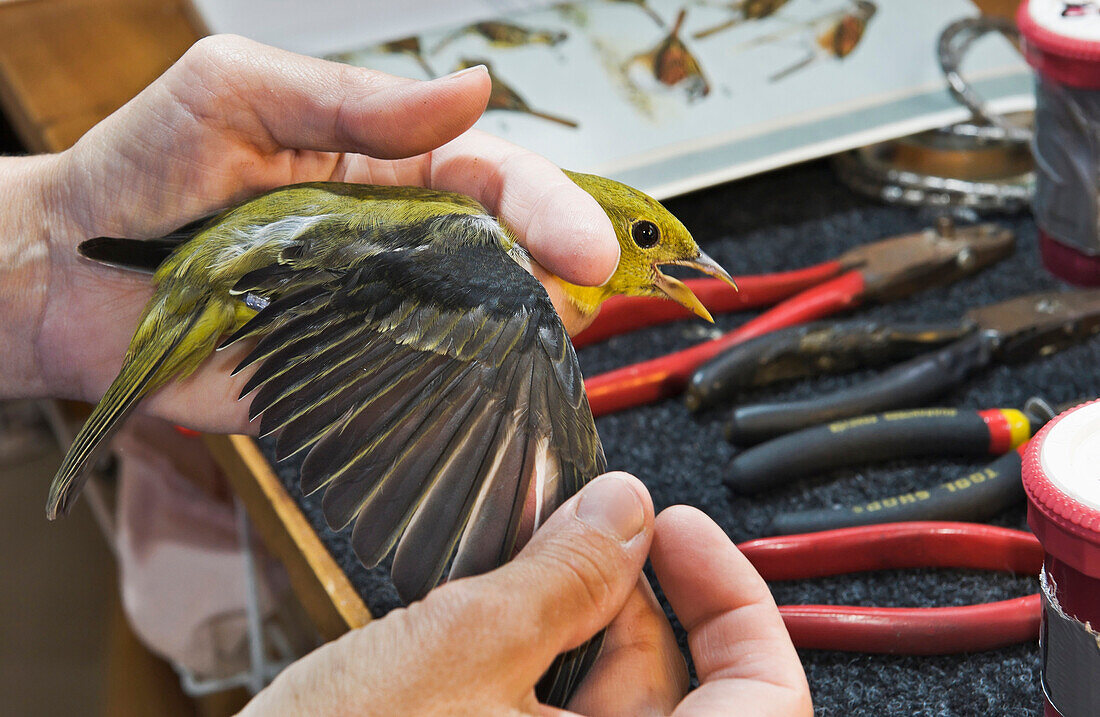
[575,474,645,543]
[442,64,486,81]
[596,242,621,287]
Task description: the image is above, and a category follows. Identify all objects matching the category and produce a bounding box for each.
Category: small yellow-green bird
[48,171,733,705]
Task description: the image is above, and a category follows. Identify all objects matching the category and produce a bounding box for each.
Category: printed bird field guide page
[187,0,1033,200]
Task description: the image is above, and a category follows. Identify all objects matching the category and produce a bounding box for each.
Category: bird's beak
[654,250,737,323]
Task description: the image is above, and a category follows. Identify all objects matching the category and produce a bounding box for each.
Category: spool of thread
[1018,2,1100,285]
[1022,399,1100,717]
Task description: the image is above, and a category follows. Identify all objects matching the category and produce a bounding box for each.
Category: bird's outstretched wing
[225,216,607,705]
[223,213,606,603]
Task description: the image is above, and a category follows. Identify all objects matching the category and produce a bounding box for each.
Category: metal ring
[938,16,1033,144]
[832,146,1033,213]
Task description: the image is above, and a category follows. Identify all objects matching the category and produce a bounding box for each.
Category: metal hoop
[938,16,1033,144]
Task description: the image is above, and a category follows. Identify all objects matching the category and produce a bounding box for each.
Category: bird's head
[564,170,735,322]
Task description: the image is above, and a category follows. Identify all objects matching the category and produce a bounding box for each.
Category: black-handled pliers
[768,443,1031,535]
[726,397,1075,536]
[685,289,1100,443]
[727,397,1059,493]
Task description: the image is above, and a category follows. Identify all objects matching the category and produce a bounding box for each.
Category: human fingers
[172,37,617,286]
[317,130,620,290]
[241,474,652,716]
[418,472,654,701]
[651,506,812,717]
[427,131,620,287]
[58,35,491,241]
[167,34,490,159]
[165,37,617,288]
[566,578,688,716]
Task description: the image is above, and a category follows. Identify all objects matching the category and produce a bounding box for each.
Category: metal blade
[966,289,1100,362]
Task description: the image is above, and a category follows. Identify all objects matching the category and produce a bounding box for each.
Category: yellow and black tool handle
[766,444,1029,535]
[724,331,993,445]
[686,320,970,412]
[725,406,1032,494]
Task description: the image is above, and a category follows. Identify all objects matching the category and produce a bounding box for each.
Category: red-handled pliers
[739,521,1041,654]
[582,220,1014,417]
[572,262,844,348]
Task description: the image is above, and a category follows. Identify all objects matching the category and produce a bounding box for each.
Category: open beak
[653,250,737,323]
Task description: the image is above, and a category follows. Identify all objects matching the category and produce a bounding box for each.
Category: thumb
[165,34,492,159]
[419,472,654,697]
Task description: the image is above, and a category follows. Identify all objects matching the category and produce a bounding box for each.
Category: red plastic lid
[1018,0,1100,88]
[1040,230,1100,286]
[1023,399,1100,577]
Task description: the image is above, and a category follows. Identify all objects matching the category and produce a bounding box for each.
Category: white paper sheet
[188,0,1034,199]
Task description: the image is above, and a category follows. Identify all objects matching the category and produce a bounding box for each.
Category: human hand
[240,473,811,716]
[6,35,618,427]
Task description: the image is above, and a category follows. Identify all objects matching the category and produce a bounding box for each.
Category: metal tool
[573,262,842,349]
[727,397,1059,495]
[689,289,1100,443]
[745,521,1042,654]
[583,220,1014,416]
[768,442,1031,535]
[739,399,1073,536]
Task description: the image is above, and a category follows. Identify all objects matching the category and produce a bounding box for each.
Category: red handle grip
[780,595,1040,654]
[573,261,846,348]
[738,522,1043,579]
[740,522,1043,654]
[584,270,867,416]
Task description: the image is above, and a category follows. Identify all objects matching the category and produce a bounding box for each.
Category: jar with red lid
[1019,1,1100,284]
[1022,399,1100,716]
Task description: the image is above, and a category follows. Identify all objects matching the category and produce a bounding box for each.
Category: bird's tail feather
[46,307,206,519]
[78,216,213,274]
[79,237,184,274]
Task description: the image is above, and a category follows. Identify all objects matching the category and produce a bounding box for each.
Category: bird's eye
[631,220,660,248]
